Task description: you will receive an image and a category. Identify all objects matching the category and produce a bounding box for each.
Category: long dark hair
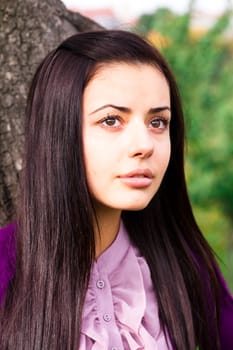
[0,30,220,349]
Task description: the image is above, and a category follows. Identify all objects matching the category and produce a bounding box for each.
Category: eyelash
[100,115,122,128]
[99,115,170,130]
[150,117,170,130]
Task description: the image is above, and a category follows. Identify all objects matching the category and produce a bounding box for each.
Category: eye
[150,117,169,129]
[101,115,121,128]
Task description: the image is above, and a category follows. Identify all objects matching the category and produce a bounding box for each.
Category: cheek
[83,142,110,187]
[158,142,171,178]
[167,142,171,164]
[161,139,171,164]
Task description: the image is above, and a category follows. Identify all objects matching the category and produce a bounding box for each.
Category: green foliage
[193,205,233,291]
[136,4,233,289]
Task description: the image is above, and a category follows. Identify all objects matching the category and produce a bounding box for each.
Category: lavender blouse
[80,222,171,349]
[0,222,233,349]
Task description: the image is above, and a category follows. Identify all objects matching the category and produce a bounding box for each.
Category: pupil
[107,118,115,126]
[152,120,160,127]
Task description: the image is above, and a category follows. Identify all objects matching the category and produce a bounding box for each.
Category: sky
[62,0,231,21]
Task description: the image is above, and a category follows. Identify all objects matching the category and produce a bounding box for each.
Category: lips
[119,169,153,179]
[118,169,153,188]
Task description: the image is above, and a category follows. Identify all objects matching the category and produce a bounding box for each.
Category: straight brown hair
[0,30,220,349]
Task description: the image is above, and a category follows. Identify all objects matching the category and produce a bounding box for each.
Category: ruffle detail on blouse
[80,222,171,349]
[80,286,109,349]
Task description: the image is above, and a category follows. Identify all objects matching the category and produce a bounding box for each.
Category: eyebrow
[89,104,171,115]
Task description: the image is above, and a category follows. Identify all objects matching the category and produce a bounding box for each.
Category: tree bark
[0,0,102,226]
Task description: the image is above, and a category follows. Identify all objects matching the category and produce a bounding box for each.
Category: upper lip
[119,169,153,178]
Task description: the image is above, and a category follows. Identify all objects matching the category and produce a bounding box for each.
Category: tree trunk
[0,0,102,226]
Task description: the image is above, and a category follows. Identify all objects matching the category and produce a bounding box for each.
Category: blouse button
[103,313,112,322]
[96,279,105,289]
[111,348,118,350]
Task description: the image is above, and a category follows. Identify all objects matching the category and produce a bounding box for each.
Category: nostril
[129,148,153,159]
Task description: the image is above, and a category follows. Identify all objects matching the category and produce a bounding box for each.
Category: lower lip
[119,177,153,188]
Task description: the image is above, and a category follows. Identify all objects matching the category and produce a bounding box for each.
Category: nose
[127,121,154,159]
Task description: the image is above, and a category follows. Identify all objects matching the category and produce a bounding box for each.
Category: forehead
[88,62,168,89]
[83,63,170,113]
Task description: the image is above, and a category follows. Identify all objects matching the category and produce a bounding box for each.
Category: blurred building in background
[64,1,232,37]
[67,6,122,28]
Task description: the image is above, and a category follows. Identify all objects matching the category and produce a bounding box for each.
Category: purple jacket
[0,224,233,349]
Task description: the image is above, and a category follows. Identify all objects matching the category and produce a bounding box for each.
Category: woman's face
[82,63,171,213]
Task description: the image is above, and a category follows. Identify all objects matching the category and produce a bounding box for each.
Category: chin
[121,200,152,211]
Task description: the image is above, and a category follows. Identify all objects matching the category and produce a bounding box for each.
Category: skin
[82,63,171,257]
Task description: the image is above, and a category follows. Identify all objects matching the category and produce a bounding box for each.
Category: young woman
[0,30,232,350]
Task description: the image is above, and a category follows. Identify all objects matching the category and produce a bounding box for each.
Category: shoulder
[0,223,16,257]
[217,268,233,349]
[0,222,15,241]
[0,223,16,304]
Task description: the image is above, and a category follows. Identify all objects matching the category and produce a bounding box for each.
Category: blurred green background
[135,4,233,291]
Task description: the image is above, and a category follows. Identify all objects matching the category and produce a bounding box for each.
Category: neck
[93,204,121,259]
